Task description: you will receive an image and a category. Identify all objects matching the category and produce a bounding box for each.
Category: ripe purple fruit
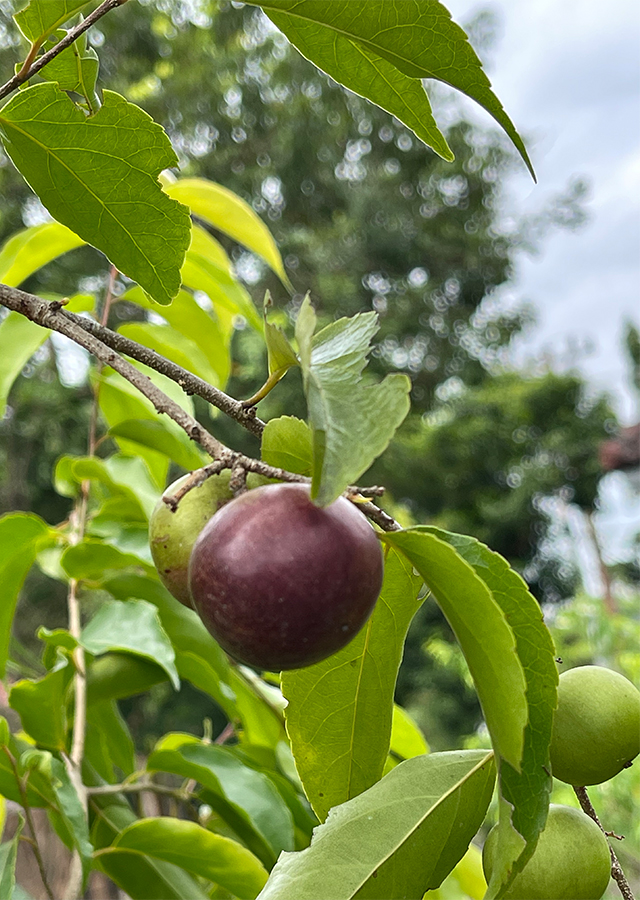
[188,483,384,670]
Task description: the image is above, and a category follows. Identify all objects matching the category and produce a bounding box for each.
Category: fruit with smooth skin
[188,482,384,670]
[550,665,640,786]
[149,471,236,607]
[483,804,611,899]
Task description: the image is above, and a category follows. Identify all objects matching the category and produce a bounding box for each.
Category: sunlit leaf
[295,298,411,506]
[256,0,534,178]
[105,817,269,900]
[0,221,84,286]
[258,750,495,899]
[382,528,528,772]
[166,178,291,287]
[0,84,191,304]
[14,0,92,42]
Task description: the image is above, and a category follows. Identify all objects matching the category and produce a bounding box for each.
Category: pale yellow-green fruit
[550,665,640,786]
[483,805,611,900]
[149,471,236,607]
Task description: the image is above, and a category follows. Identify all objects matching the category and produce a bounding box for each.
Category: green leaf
[80,599,180,689]
[0,84,191,305]
[89,787,210,900]
[148,734,295,867]
[61,539,154,580]
[261,416,313,475]
[85,699,135,782]
[118,322,223,388]
[86,651,169,704]
[166,178,291,288]
[180,224,262,330]
[43,28,99,110]
[0,513,51,677]
[256,0,534,178]
[109,419,206,471]
[105,817,268,900]
[282,547,422,820]
[295,298,411,506]
[14,1,92,42]
[0,313,49,418]
[390,704,429,761]
[119,284,232,387]
[9,652,73,750]
[0,221,84,286]
[264,299,298,379]
[382,529,528,772]
[258,750,495,900]
[0,815,22,900]
[260,9,452,160]
[428,531,558,900]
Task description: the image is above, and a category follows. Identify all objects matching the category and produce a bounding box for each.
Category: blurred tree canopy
[0,0,615,746]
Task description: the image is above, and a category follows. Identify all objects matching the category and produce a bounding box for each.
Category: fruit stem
[573,785,635,900]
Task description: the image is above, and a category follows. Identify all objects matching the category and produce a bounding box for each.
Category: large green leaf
[282,547,423,820]
[9,652,73,751]
[61,538,154,580]
[86,652,169,704]
[429,531,557,900]
[0,513,51,677]
[148,733,294,867]
[80,599,180,689]
[382,528,528,772]
[258,750,495,899]
[295,299,411,506]
[261,415,313,475]
[104,817,268,900]
[166,178,291,288]
[0,221,84,286]
[14,0,93,42]
[259,9,452,160]
[256,0,533,178]
[0,84,191,305]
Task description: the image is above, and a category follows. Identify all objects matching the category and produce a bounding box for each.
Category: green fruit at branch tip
[149,471,236,607]
[550,665,640,786]
[483,805,611,900]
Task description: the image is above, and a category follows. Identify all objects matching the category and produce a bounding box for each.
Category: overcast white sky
[444,0,640,425]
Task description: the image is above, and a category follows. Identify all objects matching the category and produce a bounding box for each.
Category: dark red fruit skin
[188,483,384,671]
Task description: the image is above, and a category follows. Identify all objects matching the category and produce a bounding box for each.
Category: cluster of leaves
[0,1,598,899]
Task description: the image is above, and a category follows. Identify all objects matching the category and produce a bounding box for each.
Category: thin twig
[86,781,194,801]
[0,283,402,531]
[574,785,635,900]
[48,298,265,437]
[0,0,130,102]
[2,747,55,900]
[0,283,226,459]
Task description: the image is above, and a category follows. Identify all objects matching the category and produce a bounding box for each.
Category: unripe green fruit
[550,665,640,786]
[483,805,611,900]
[149,472,236,607]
